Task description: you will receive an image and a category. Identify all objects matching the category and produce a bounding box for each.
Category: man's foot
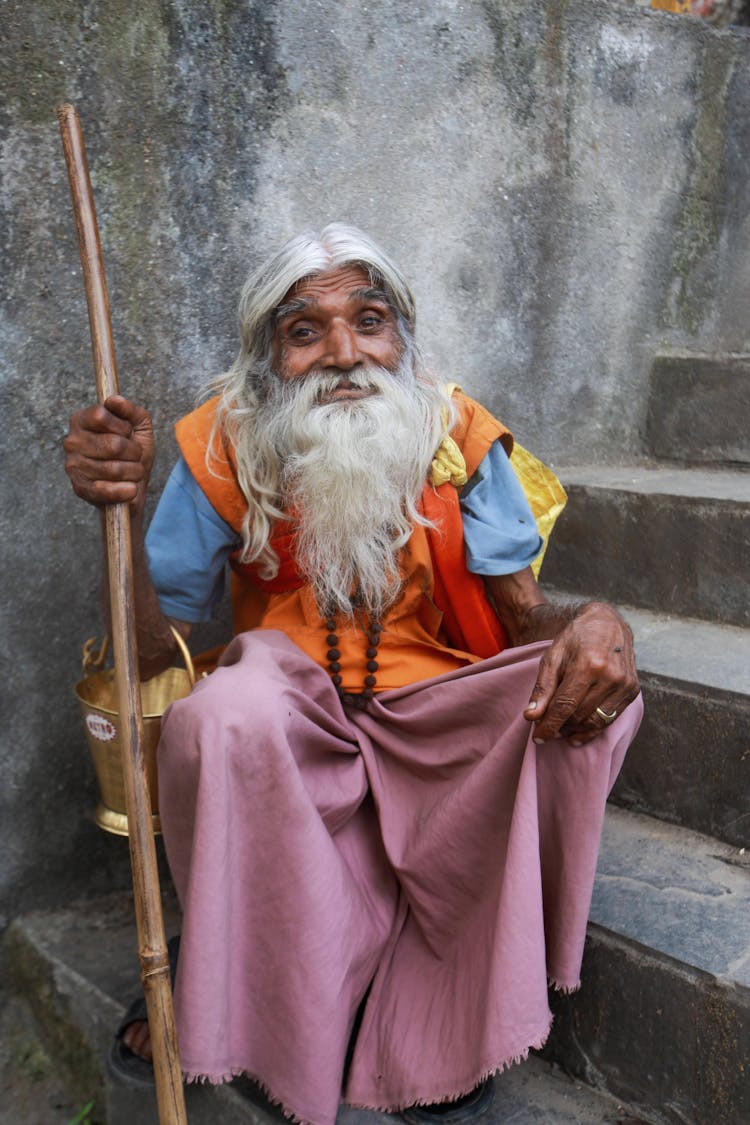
[401,1079,494,1124]
[108,997,156,1088]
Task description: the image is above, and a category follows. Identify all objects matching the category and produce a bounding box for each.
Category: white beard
[255,362,445,619]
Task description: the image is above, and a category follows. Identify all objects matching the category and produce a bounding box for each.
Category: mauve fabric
[158,630,642,1125]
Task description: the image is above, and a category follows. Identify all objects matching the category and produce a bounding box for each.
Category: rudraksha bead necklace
[324,612,382,709]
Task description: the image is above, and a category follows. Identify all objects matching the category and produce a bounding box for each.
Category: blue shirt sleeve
[145,456,240,623]
[459,440,543,575]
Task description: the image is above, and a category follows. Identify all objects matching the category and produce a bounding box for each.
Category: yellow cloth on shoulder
[430,432,468,488]
[431,384,567,577]
[509,442,567,577]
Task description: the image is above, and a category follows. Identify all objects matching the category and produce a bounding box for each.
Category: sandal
[107,934,180,1087]
[401,1079,494,1124]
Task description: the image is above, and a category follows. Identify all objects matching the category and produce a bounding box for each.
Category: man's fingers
[65,430,145,465]
[559,693,626,744]
[530,687,583,743]
[64,397,155,511]
[66,398,153,448]
[524,604,641,745]
[78,401,136,437]
[562,686,623,730]
[552,679,642,745]
[76,457,146,484]
[65,471,140,506]
[528,660,617,743]
[65,442,147,502]
[524,648,564,721]
[122,1020,153,1061]
[103,394,150,426]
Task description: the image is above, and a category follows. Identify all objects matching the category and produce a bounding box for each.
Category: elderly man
[65,224,641,1125]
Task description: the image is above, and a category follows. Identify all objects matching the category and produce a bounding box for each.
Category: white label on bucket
[87,714,117,742]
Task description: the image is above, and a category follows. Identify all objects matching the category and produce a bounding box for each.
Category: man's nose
[321,320,360,369]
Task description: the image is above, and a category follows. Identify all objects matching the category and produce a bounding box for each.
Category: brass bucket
[75,626,196,837]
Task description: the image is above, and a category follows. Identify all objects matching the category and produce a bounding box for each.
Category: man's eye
[289,325,314,340]
[359,314,383,330]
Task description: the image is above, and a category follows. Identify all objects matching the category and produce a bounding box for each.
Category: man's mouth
[316,383,377,405]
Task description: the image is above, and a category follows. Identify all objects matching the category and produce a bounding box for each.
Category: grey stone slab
[623,606,750,695]
[544,924,750,1125]
[483,1055,658,1123]
[645,352,750,465]
[541,468,750,626]
[592,807,750,986]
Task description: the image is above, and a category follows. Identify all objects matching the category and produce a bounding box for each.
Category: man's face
[272,265,404,404]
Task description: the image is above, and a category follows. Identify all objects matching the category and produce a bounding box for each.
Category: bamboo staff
[57,103,187,1125]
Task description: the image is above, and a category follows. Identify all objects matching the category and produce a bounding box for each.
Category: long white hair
[207,223,454,604]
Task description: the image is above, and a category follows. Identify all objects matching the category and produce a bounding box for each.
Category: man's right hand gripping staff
[64,395,155,513]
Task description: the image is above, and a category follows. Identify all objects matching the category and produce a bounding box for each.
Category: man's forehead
[281,265,382,308]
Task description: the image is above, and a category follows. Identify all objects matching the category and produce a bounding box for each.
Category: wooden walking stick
[57,103,188,1125]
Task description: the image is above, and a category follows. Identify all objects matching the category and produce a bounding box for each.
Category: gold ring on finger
[595,706,618,726]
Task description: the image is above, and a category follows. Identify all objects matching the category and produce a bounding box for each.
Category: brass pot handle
[82,635,109,674]
[168,623,196,687]
[81,625,196,687]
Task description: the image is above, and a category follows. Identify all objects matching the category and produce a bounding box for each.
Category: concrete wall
[1,0,749,923]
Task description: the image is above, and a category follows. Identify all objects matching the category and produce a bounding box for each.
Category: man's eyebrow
[273,297,312,324]
[349,287,393,308]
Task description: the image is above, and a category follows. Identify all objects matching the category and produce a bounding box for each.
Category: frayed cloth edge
[183,1066,319,1125]
[345,1011,555,1115]
[548,974,581,995]
[182,1009,568,1121]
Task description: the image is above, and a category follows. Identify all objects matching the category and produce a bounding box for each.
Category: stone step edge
[547,462,750,501]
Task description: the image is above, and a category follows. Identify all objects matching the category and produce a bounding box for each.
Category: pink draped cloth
[158,630,642,1125]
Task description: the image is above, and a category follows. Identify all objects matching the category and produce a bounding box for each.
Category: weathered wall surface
[1,0,749,922]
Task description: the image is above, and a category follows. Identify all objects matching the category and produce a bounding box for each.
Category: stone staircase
[3,885,650,1124]
[3,351,748,1124]
[540,350,750,1123]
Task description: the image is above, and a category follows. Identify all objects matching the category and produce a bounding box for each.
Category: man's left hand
[523,602,640,745]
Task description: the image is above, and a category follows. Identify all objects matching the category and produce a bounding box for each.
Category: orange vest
[175,391,512,691]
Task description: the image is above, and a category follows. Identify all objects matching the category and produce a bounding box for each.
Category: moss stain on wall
[665,36,735,335]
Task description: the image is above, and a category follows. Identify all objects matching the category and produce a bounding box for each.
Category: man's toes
[123,1020,153,1061]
